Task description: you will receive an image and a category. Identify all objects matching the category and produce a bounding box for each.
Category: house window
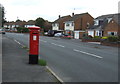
[55,23,59,27]
[108,32,117,36]
[16,25,19,27]
[99,32,101,36]
[66,23,70,26]
[87,22,90,28]
[96,32,99,36]
[71,22,74,26]
[52,24,55,27]
[99,20,104,25]
[94,20,99,25]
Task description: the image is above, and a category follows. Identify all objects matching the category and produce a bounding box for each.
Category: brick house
[52,15,71,31]
[64,12,94,39]
[4,20,36,31]
[4,21,17,31]
[24,20,35,28]
[87,13,120,37]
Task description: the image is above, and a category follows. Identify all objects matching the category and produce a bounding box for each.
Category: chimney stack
[72,13,74,17]
[59,15,61,18]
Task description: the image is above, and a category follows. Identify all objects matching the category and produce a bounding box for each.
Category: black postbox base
[29,54,38,64]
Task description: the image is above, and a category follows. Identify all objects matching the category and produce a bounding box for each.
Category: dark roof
[96,14,114,20]
[54,15,71,23]
[26,20,35,25]
[88,19,108,30]
[88,13,120,30]
[67,12,88,21]
[95,13,120,25]
[112,13,120,25]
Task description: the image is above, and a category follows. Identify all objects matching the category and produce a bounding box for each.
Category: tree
[35,17,45,29]
[16,19,22,22]
[44,20,52,32]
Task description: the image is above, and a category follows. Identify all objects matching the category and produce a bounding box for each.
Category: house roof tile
[67,12,88,21]
[88,13,120,30]
[54,15,71,23]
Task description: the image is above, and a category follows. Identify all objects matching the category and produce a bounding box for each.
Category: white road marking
[46,66,64,83]
[58,45,65,48]
[14,39,24,46]
[73,49,103,59]
[51,43,57,45]
[51,43,65,48]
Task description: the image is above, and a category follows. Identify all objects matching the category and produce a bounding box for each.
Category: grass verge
[38,59,47,66]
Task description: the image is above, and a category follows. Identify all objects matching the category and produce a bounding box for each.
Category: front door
[74,32,79,39]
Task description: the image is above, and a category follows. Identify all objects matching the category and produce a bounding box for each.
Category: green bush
[83,35,93,39]
[82,33,88,37]
[16,27,29,33]
[107,36,119,42]
[101,36,108,40]
[94,36,101,39]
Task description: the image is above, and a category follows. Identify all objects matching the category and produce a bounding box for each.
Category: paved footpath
[2,36,59,83]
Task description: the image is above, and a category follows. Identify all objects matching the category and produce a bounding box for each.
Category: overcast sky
[0,0,119,22]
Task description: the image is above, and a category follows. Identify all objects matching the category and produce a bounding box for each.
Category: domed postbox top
[28,27,40,30]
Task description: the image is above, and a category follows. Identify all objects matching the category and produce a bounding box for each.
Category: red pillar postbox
[28,27,40,64]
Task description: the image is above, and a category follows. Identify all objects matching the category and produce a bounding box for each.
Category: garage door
[74,32,79,39]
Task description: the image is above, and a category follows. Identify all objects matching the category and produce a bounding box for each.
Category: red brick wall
[79,32,85,39]
[74,13,94,31]
[104,20,119,36]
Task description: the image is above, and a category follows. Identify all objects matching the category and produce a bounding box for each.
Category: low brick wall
[82,39,101,42]
[101,42,120,47]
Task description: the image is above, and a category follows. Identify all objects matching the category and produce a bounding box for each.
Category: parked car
[0,29,5,34]
[62,34,73,38]
[44,32,48,36]
[48,30,55,36]
[54,33,63,37]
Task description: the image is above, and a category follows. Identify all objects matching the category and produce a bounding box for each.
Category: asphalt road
[5,32,118,82]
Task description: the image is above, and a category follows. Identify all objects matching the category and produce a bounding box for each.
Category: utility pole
[0,4,2,28]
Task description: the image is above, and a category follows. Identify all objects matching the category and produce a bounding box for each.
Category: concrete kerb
[13,39,64,84]
[46,66,64,84]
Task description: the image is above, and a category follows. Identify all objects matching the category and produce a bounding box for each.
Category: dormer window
[94,19,104,26]
[99,20,104,25]
[94,20,99,25]
[107,18,112,23]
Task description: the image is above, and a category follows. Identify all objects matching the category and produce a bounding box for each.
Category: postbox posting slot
[32,33,38,34]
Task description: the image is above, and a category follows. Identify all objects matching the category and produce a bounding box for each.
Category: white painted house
[52,23,59,30]
[25,20,35,28]
[64,21,74,31]
[52,15,71,31]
